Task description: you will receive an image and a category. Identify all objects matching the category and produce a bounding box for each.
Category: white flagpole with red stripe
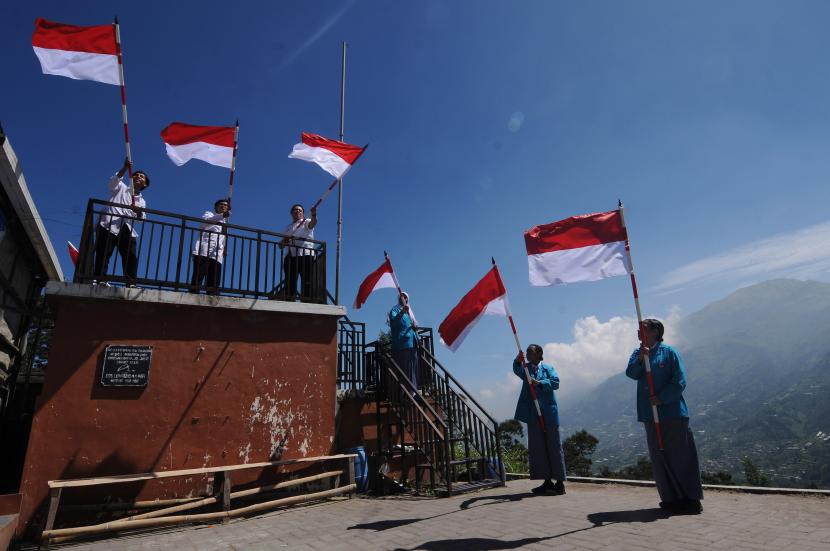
[113,16,134,202]
[618,201,666,450]
[492,258,556,476]
[227,120,239,221]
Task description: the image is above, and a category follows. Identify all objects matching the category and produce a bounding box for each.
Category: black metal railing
[366,340,451,494]
[415,329,505,485]
[337,318,366,390]
[74,199,327,302]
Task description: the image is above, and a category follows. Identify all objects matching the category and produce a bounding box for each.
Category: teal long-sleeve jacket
[512,359,560,427]
[625,342,689,422]
[389,305,416,351]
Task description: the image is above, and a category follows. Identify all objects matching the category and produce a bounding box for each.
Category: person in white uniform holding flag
[93,157,149,285]
[190,199,229,294]
[280,204,317,300]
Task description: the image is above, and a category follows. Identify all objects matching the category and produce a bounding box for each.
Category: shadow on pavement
[392,524,600,551]
[392,536,553,550]
[587,507,670,526]
[459,492,531,510]
[348,492,534,532]
[348,518,423,531]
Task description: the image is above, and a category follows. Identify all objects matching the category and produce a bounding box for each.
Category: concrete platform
[25,479,829,550]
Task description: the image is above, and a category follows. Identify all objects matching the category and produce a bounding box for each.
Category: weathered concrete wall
[17,284,345,537]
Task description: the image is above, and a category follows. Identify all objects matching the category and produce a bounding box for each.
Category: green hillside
[559,279,830,488]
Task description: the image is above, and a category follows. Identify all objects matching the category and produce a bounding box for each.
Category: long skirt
[644,418,703,502]
[527,419,567,481]
[392,347,419,390]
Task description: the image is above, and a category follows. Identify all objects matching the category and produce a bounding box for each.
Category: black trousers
[283,255,314,299]
[190,255,222,294]
[94,225,138,281]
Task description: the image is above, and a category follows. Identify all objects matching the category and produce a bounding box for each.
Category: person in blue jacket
[389,292,419,390]
[626,318,703,514]
[513,344,566,495]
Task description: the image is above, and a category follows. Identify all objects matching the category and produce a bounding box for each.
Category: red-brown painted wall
[17,293,339,537]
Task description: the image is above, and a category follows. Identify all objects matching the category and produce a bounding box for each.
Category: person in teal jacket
[626,318,703,514]
[389,292,419,390]
[513,344,566,495]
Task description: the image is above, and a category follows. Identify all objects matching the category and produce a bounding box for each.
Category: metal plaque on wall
[100,345,153,387]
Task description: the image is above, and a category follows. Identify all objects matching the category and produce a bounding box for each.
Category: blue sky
[5,1,830,420]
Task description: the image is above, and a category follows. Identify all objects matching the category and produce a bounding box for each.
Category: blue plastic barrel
[345,446,368,492]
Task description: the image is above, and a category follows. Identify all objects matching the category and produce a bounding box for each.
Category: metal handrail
[75,199,327,302]
[418,344,498,426]
[83,200,328,245]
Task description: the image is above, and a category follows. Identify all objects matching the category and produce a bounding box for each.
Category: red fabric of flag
[439,266,508,351]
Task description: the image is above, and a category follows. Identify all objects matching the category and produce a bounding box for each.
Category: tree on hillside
[563,430,599,476]
[497,419,528,474]
[742,457,769,486]
[498,419,524,449]
[600,457,653,481]
[701,471,735,485]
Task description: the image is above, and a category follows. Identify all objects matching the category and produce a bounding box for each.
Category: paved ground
[38,480,830,550]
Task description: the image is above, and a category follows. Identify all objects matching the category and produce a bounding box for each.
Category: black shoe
[679,499,703,514]
[659,501,674,510]
[531,481,555,494]
[547,480,565,495]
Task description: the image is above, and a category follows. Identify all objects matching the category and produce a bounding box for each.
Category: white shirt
[193,211,226,262]
[283,218,315,257]
[99,173,146,237]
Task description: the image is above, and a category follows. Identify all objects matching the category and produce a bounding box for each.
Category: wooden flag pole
[492,257,556,478]
[113,16,133,203]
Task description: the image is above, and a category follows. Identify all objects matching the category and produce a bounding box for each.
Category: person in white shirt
[190,199,230,295]
[280,203,317,300]
[93,157,149,285]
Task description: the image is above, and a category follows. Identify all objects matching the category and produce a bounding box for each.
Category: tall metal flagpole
[113,16,134,203]
[335,41,347,305]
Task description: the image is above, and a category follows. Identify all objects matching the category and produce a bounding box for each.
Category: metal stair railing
[337,318,366,390]
[366,341,451,494]
[415,334,505,485]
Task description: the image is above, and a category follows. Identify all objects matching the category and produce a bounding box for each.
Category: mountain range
[559,279,830,488]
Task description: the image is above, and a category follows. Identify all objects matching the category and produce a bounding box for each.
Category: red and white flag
[67,241,79,266]
[161,123,236,168]
[32,18,119,85]
[354,257,400,309]
[525,209,631,286]
[439,266,508,352]
[288,132,365,179]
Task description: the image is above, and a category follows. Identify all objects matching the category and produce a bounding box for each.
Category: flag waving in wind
[525,209,631,286]
[354,254,418,324]
[354,257,399,309]
[289,132,366,179]
[161,122,237,168]
[438,265,509,351]
[32,18,119,85]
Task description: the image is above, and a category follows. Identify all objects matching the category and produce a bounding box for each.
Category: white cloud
[475,311,681,420]
[656,221,830,294]
[543,310,681,400]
